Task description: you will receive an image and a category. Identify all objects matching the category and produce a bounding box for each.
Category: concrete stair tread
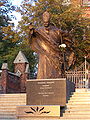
[0,117,17,119]
[62,115,90,118]
[0,101,26,103]
[0,114,16,117]
[64,112,90,115]
[65,109,90,111]
[69,99,90,101]
[0,93,27,119]
[61,117,90,120]
[0,113,16,115]
[0,98,26,99]
[0,111,16,113]
[68,102,90,104]
[68,101,90,103]
[70,98,90,100]
[62,90,90,119]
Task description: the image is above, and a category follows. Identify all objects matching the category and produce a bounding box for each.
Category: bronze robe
[30,26,64,79]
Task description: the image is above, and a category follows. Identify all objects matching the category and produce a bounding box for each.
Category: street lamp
[59,44,66,76]
[84,56,89,89]
[85,56,87,81]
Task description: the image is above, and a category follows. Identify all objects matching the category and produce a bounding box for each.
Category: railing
[66,71,90,88]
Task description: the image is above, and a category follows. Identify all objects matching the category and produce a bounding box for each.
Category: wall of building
[1,69,20,93]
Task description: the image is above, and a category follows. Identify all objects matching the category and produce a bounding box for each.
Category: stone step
[75,89,90,92]
[0,93,26,96]
[0,110,16,112]
[75,89,88,91]
[0,99,26,102]
[0,114,16,117]
[0,96,26,98]
[63,111,90,115]
[66,106,90,110]
[68,101,90,104]
[73,92,90,95]
[0,94,26,98]
[0,97,26,99]
[0,103,26,106]
[69,98,90,100]
[67,104,90,106]
[72,94,90,96]
[0,117,17,120]
[0,94,27,119]
[62,117,90,119]
[0,112,16,115]
[0,101,26,103]
[0,106,16,109]
[67,102,90,105]
[70,97,90,99]
[0,104,26,107]
[62,114,90,119]
[61,90,90,119]
[65,108,90,111]
[64,109,90,115]
[0,108,16,111]
[0,116,17,119]
[68,100,90,103]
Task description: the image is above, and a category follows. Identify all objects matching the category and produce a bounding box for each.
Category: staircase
[0,94,26,120]
[61,89,90,120]
[1,90,90,120]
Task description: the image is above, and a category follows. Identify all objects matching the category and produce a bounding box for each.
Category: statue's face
[43,21,49,27]
[43,11,50,27]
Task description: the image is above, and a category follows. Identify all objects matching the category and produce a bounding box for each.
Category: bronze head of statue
[43,11,50,27]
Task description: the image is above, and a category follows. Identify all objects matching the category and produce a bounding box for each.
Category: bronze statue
[29,11,74,79]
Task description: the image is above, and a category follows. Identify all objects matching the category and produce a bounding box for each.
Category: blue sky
[9,0,34,27]
[10,0,23,26]
[11,0,23,6]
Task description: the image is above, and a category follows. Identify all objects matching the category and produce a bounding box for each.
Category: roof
[1,63,8,70]
[13,51,29,64]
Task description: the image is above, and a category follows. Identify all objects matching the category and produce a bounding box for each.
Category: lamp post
[84,56,89,89]
[59,44,66,77]
[85,56,87,81]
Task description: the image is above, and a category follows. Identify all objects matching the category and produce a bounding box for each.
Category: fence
[66,70,90,88]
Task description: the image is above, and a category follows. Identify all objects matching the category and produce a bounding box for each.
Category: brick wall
[1,69,20,93]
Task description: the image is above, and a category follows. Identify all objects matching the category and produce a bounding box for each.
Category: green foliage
[0,0,15,68]
[0,0,37,78]
[2,44,38,76]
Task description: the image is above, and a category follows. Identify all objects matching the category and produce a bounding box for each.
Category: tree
[16,0,90,69]
[0,0,16,68]
[0,0,38,77]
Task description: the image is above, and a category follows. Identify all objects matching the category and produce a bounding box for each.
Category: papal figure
[29,11,75,79]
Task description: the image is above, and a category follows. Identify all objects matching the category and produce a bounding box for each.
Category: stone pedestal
[16,78,67,118]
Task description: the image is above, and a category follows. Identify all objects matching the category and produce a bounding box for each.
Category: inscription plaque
[26,78,66,106]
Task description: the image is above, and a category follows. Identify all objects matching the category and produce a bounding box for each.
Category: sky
[11,0,23,6]
[10,0,23,27]
[10,0,34,27]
